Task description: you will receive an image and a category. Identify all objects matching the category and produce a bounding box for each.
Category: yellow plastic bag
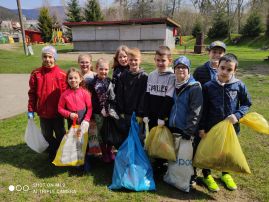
[53,124,88,166]
[193,120,251,174]
[239,112,269,135]
[146,126,176,161]
[144,122,150,150]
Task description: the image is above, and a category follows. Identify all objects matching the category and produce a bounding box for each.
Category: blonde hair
[96,58,109,69]
[113,45,129,69]
[155,46,172,59]
[128,48,141,58]
[78,53,93,71]
[66,67,85,89]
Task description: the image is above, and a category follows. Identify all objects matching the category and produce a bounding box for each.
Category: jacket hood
[215,74,240,86]
[156,67,174,75]
[129,68,145,75]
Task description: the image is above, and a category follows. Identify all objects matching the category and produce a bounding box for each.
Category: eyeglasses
[174,65,188,70]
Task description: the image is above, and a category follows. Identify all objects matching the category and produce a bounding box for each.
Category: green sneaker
[202,175,220,192]
[221,174,237,190]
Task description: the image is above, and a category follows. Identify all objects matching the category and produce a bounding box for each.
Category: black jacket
[116,69,148,117]
[193,61,212,85]
[112,65,129,95]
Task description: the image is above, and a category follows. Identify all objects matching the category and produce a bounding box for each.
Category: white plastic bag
[163,137,194,192]
[53,124,88,166]
[24,119,49,153]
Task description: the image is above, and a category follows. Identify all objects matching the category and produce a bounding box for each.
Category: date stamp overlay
[8,182,77,194]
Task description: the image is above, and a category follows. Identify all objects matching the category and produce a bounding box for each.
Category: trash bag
[88,120,101,155]
[108,113,156,191]
[163,137,194,192]
[193,120,251,174]
[101,117,128,149]
[24,119,49,153]
[53,123,88,166]
[239,112,269,135]
[145,126,176,161]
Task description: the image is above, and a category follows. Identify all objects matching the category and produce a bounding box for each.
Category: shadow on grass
[0,144,215,200]
[0,143,69,178]
[86,155,215,201]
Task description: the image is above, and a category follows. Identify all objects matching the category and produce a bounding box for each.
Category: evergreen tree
[66,0,82,22]
[242,12,264,37]
[38,7,53,42]
[192,21,202,38]
[207,13,228,39]
[84,0,104,21]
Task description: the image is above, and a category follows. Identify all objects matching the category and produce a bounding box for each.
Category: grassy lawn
[0,40,269,201]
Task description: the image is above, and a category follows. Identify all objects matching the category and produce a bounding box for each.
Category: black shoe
[190,175,197,188]
[84,156,91,172]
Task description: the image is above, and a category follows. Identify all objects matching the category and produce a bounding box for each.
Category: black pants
[39,116,66,158]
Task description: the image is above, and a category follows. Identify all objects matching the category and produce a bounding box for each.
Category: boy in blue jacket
[169,56,203,140]
[199,53,252,192]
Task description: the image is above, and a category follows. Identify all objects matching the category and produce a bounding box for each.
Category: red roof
[64,17,180,28]
[25,29,42,34]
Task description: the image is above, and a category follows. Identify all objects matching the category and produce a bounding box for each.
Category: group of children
[27,41,251,192]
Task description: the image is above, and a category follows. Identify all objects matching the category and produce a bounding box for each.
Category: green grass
[0,44,77,73]
[0,41,269,201]
[1,76,269,202]
[0,41,269,73]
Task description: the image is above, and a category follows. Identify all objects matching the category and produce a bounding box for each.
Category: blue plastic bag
[108,113,156,191]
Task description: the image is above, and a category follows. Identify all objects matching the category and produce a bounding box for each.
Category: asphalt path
[0,74,29,119]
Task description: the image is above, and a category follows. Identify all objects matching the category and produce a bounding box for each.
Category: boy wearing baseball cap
[169,56,203,140]
[28,45,67,161]
[193,41,226,85]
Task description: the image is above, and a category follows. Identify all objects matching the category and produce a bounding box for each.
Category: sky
[0,0,113,9]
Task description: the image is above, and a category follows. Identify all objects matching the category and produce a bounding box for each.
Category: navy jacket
[193,61,217,85]
[200,76,252,134]
[169,76,203,137]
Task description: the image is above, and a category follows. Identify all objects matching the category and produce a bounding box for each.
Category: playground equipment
[0,32,8,44]
[51,28,65,45]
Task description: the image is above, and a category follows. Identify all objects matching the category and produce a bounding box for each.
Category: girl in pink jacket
[58,68,92,171]
[58,68,92,128]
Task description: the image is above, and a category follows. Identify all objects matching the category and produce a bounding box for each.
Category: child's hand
[157,119,165,127]
[80,120,89,134]
[101,108,108,117]
[199,130,206,138]
[143,117,149,124]
[70,113,78,120]
[226,114,238,124]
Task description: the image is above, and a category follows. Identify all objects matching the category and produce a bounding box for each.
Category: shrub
[207,13,228,39]
[192,21,202,38]
[241,12,263,37]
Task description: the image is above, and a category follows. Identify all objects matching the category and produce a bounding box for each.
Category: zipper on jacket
[172,84,191,127]
[222,85,225,119]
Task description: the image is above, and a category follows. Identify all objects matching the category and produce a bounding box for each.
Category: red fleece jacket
[28,65,66,118]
